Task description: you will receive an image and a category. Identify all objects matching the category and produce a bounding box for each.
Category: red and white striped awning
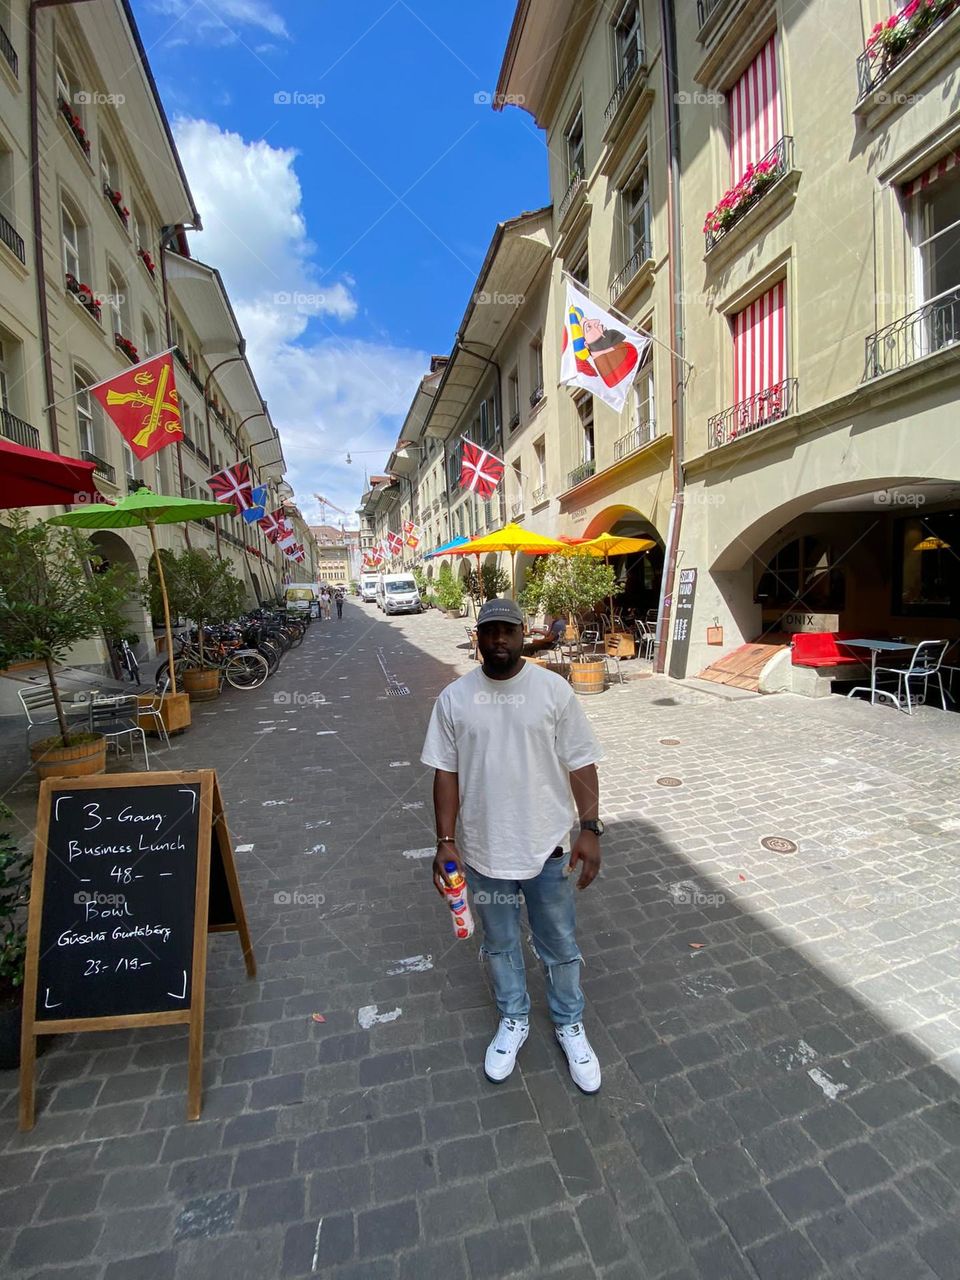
[902,149,960,199]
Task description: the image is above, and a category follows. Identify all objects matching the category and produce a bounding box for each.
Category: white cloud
[152,0,288,43]
[174,118,427,519]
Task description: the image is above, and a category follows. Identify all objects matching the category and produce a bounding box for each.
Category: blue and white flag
[241,485,268,523]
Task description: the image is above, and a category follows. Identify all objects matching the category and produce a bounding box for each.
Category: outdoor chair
[88,694,150,769]
[463,626,478,660]
[875,639,950,714]
[18,685,94,754]
[635,619,656,661]
[136,676,172,749]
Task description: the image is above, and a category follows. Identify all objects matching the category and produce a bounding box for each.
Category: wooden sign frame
[19,769,255,1129]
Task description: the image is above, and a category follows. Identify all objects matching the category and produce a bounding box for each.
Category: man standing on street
[421,597,605,1092]
[335,589,344,620]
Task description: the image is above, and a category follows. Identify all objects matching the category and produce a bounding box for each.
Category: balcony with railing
[511,499,524,518]
[0,211,25,264]
[507,411,520,432]
[704,136,795,254]
[567,459,596,489]
[605,44,645,124]
[195,447,210,467]
[529,384,544,409]
[610,239,653,300]
[857,0,958,103]
[614,419,656,461]
[532,484,548,506]
[0,21,17,76]
[557,171,586,226]
[864,287,960,379]
[82,450,116,484]
[1,408,40,450]
[707,378,798,449]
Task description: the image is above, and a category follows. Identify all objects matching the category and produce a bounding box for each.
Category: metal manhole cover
[657,777,683,787]
[659,738,681,746]
[760,835,798,854]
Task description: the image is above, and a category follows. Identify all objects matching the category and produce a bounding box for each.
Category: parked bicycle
[113,636,141,685]
[155,630,269,692]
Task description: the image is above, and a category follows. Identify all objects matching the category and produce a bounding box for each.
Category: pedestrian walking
[421,597,605,1092]
[320,589,331,620]
[335,590,343,620]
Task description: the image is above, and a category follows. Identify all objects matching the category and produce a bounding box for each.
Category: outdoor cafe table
[841,638,918,707]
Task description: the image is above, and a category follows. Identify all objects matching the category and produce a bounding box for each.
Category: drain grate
[385,685,410,697]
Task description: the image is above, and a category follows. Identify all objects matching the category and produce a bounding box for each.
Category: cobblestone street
[1,598,959,1280]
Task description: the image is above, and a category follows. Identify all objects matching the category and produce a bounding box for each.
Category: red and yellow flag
[91,352,183,460]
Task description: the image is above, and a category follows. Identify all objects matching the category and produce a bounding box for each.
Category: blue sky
[130,0,547,525]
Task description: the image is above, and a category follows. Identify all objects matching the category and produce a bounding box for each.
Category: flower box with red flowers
[115,333,139,363]
[104,184,130,226]
[57,96,91,156]
[865,0,958,73]
[66,273,101,321]
[138,246,156,277]
[703,142,789,250]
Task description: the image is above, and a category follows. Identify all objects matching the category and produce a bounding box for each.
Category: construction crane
[313,493,349,527]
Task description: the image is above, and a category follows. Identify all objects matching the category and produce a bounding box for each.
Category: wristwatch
[580,820,605,837]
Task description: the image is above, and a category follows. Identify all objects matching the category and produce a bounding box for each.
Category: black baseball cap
[477,598,524,627]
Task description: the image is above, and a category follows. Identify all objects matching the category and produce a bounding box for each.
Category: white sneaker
[555,1022,601,1093]
[484,1017,529,1083]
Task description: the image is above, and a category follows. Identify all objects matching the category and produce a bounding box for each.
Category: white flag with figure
[559,281,651,412]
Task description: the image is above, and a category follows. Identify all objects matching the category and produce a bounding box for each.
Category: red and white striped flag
[208,460,254,510]
[459,439,504,499]
[258,509,292,543]
[387,530,403,557]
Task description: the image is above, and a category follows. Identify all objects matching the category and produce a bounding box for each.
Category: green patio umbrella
[48,486,237,695]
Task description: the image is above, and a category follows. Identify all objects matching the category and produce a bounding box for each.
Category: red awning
[902,149,960,199]
[0,437,101,509]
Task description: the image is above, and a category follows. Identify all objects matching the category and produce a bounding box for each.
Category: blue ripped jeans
[464,853,584,1026]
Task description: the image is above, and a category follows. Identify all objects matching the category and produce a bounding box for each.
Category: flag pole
[41,347,181,413]
[561,271,693,374]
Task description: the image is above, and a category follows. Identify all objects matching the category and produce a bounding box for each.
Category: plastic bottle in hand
[443,861,475,939]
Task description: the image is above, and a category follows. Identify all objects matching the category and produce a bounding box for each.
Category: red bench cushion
[791,632,863,667]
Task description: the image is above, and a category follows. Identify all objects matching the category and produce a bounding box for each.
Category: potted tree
[435,563,466,619]
[158,550,247,701]
[0,512,138,777]
[465,564,510,613]
[0,803,29,1069]
[536,553,616,694]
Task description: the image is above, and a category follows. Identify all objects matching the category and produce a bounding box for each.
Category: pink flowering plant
[866,0,957,65]
[703,151,784,242]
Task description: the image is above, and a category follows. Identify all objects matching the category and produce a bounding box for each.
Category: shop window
[893,512,960,618]
[755,535,846,611]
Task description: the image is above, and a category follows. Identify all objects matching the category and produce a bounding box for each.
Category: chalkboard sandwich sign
[20,769,255,1129]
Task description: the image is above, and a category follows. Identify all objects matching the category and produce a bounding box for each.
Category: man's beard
[484,649,518,675]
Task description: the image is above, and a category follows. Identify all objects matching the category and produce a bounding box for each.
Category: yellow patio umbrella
[566,532,656,633]
[450,522,568,599]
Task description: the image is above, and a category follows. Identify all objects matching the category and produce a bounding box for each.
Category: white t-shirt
[420,662,604,880]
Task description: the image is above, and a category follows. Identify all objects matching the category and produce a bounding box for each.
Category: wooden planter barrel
[183,668,220,702]
[30,734,107,779]
[570,659,606,695]
[138,692,192,736]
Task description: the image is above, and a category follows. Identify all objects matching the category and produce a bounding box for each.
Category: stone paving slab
[0,600,958,1279]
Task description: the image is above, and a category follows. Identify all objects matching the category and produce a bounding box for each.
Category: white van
[376,573,422,615]
[359,573,379,603]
